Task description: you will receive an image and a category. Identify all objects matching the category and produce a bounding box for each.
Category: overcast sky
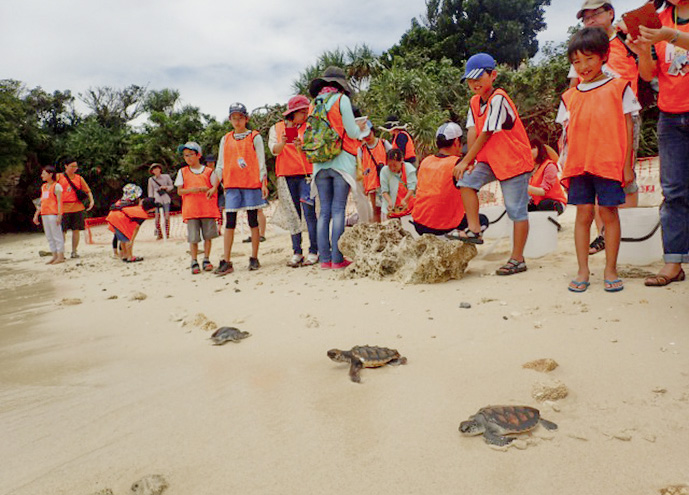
[2,0,641,121]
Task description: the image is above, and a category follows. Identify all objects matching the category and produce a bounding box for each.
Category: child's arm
[623,113,635,186]
[528,185,546,197]
[453,130,492,180]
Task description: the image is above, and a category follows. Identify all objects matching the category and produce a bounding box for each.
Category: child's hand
[206,186,217,200]
[452,160,472,180]
[32,214,40,226]
[623,167,635,187]
[261,183,269,199]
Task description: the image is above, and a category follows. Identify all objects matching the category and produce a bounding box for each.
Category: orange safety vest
[391,129,417,162]
[180,166,220,221]
[360,139,387,194]
[470,89,534,181]
[326,94,360,156]
[388,164,415,217]
[529,160,567,205]
[57,173,87,204]
[606,35,640,96]
[412,154,465,230]
[654,8,689,114]
[40,183,61,215]
[106,205,149,239]
[274,121,313,177]
[222,130,262,189]
[561,78,629,186]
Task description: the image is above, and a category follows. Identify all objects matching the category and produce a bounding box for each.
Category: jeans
[315,168,350,264]
[658,111,689,263]
[285,175,317,255]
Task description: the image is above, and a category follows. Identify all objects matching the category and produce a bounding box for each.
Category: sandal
[496,258,527,276]
[202,259,213,272]
[644,269,685,287]
[124,256,144,263]
[191,261,201,274]
[459,229,484,245]
[604,279,624,292]
[568,280,590,293]
[589,235,605,255]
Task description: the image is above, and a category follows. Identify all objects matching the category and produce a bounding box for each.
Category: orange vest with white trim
[561,78,629,185]
[222,130,262,189]
[106,205,149,239]
[40,183,61,215]
[360,139,387,194]
[529,160,567,205]
[654,8,689,114]
[470,89,534,180]
[274,121,313,177]
[412,154,465,230]
[180,166,220,221]
[392,129,417,161]
[326,94,360,156]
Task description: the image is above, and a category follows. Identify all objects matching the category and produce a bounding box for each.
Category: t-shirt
[175,165,219,187]
[465,93,516,133]
[379,162,417,215]
[148,174,174,204]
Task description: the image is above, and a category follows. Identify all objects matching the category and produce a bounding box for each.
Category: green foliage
[0,80,28,174]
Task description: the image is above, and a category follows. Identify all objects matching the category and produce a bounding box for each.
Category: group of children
[33,0,686,292]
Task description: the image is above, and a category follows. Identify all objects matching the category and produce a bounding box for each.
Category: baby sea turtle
[327,345,407,383]
[459,405,557,446]
[209,327,251,345]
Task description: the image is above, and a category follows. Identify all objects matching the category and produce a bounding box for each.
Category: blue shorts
[455,162,530,222]
[113,227,130,243]
[567,174,625,207]
[224,188,267,212]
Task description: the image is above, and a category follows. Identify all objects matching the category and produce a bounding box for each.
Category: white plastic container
[618,207,663,265]
[482,205,512,239]
[398,215,420,238]
[517,211,560,258]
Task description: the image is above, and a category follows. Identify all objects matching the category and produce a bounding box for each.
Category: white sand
[1,210,687,495]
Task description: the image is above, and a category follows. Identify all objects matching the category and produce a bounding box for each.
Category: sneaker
[320,262,332,270]
[70,252,80,259]
[214,260,234,276]
[242,236,266,243]
[202,259,213,272]
[191,260,201,274]
[249,257,260,271]
[287,254,304,268]
[303,253,319,266]
[331,259,352,269]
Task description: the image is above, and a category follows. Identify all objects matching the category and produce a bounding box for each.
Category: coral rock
[532,379,569,401]
[523,358,559,373]
[338,220,477,284]
[131,474,168,495]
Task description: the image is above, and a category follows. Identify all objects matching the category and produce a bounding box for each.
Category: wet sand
[0,216,688,495]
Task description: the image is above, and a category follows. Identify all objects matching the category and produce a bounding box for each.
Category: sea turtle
[209,327,251,345]
[459,405,557,446]
[327,345,407,383]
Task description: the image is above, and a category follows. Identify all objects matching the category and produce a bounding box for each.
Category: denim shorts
[455,162,529,222]
[224,188,267,212]
[113,227,130,243]
[567,174,625,207]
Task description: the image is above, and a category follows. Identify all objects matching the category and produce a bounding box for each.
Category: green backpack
[301,93,343,163]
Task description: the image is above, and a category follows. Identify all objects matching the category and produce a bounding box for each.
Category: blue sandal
[568,280,590,293]
[604,279,624,292]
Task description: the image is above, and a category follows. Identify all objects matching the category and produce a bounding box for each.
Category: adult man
[57,158,94,258]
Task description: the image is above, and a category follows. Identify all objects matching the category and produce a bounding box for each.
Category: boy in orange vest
[212,102,268,275]
[453,53,534,275]
[358,122,391,223]
[175,141,220,274]
[559,27,639,293]
[381,115,417,165]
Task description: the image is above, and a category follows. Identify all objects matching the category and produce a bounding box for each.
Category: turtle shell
[211,327,250,344]
[478,405,541,433]
[350,346,401,367]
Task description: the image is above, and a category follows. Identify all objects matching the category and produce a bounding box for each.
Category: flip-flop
[568,280,590,293]
[604,279,624,292]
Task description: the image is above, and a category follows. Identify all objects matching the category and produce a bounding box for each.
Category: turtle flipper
[388,357,407,366]
[349,359,364,383]
[483,426,514,446]
[539,418,558,431]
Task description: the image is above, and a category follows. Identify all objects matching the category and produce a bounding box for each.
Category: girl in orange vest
[559,28,639,293]
[380,148,416,219]
[631,0,689,286]
[106,186,155,263]
[32,166,65,264]
[527,136,567,216]
[212,102,268,275]
[269,95,319,267]
[175,141,220,274]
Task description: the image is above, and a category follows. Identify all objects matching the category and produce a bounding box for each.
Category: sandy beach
[1,208,687,495]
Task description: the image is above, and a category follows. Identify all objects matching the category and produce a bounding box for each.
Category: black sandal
[459,229,484,245]
[589,235,605,255]
[496,258,527,276]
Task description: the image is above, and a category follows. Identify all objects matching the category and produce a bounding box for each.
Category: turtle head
[327,349,347,362]
[459,418,483,436]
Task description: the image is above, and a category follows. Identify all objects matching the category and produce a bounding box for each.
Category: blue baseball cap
[228,102,248,117]
[462,53,497,82]
[178,141,202,154]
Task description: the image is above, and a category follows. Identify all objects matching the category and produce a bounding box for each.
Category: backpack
[301,93,343,163]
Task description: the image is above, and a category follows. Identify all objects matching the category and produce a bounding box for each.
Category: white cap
[436,122,463,140]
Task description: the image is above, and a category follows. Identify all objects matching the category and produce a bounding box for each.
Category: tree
[388,0,551,68]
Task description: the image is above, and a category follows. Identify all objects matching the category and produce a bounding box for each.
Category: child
[358,122,391,223]
[412,122,489,236]
[380,148,417,219]
[381,115,417,165]
[269,95,319,267]
[453,53,535,275]
[147,163,173,240]
[559,27,640,292]
[175,142,221,274]
[32,165,65,264]
[212,102,268,275]
[528,136,567,215]
[106,186,156,263]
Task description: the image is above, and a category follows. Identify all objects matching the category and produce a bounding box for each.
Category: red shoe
[331,259,352,269]
[320,262,332,270]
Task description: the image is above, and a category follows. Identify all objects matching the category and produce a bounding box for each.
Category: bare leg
[599,206,621,283]
[190,242,199,262]
[258,210,266,238]
[250,226,260,259]
[510,220,529,262]
[459,188,481,233]
[223,228,235,262]
[574,204,595,283]
[203,239,212,260]
[72,230,80,254]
